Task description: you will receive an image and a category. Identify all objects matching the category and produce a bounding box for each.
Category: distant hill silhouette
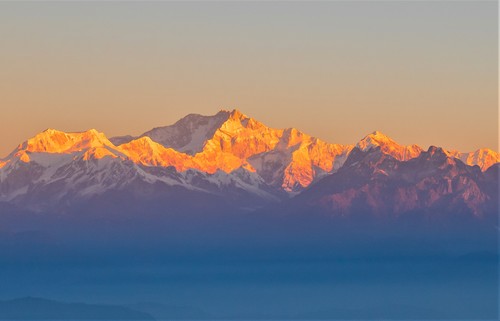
[0,297,153,320]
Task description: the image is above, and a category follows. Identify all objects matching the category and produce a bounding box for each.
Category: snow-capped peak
[18,128,116,154]
[357,131,396,151]
[356,131,423,161]
[445,148,500,171]
[138,110,232,155]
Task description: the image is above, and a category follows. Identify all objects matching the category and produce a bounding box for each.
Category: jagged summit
[219,108,244,115]
[427,145,444,154]
[227,108,247,119]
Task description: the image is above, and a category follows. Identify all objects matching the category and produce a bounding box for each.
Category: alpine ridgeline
[0,109,498,218]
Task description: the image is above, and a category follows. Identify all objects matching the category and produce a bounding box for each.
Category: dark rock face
[286,146,498,219]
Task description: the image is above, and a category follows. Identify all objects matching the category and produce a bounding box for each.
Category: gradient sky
[0,1,497,157]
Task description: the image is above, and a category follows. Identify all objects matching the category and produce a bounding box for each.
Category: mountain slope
[141,110,232,155]
[0,128,282,213]
[356,131,498,172]
[285,146,496,218]
[118,136,195,171]
[125,109,352,191]
[189,111,353,191]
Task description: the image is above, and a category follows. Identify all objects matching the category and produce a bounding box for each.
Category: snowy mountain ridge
[0,109,498,214]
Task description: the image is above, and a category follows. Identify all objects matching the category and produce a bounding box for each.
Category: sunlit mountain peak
[357,131,395,149]
[19,128,116,154]
[356,131,422,161]
[445,147,500,171]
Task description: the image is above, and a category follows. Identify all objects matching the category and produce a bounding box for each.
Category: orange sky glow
[0,1,497,157]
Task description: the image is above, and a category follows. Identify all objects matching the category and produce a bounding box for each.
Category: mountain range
[0,109,498,218]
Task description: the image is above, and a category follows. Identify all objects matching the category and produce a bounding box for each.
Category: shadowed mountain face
[285,146,498,219]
